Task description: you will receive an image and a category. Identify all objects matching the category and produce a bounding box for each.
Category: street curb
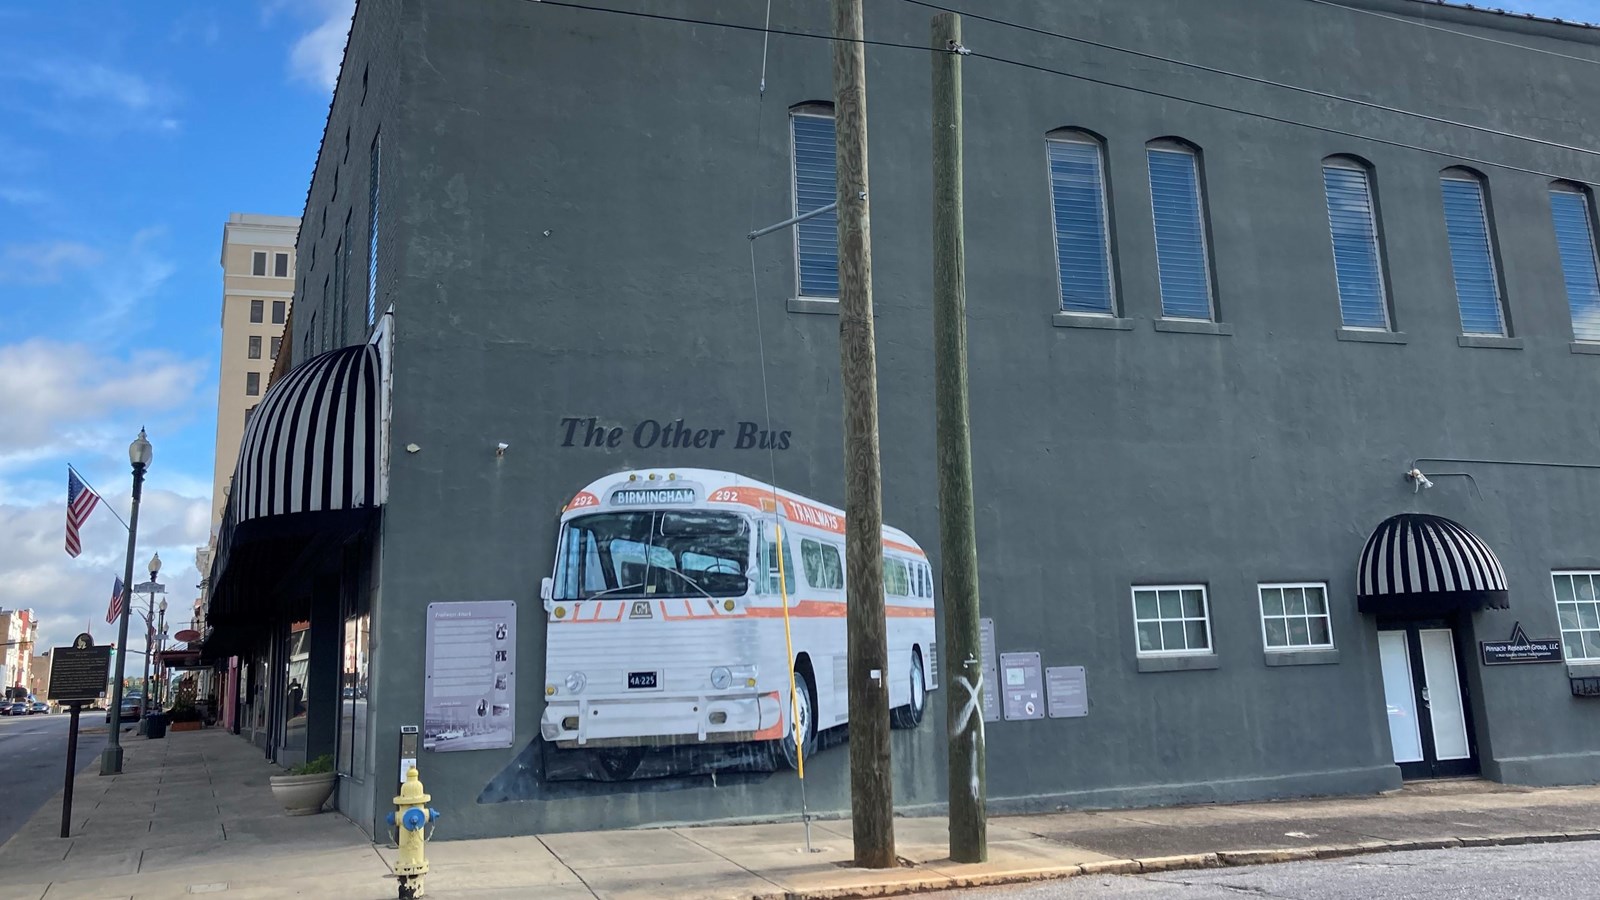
[748,830,1593,900]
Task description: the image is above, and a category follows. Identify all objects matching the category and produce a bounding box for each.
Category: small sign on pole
[49,633,112,839]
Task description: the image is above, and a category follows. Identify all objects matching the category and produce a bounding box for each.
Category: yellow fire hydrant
[387,766,440,899]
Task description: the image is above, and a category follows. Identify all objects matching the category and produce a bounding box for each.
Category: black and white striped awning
[230,340,385,525]
[207,320,390,625]
[1357,513,1509,615]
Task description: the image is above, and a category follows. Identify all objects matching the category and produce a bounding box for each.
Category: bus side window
[821,543,844,590]
[883,558,909,596]
[762,524,796,596]
[802,538,844,591]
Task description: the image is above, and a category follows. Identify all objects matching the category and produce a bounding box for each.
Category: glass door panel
[1378,630,1423,764]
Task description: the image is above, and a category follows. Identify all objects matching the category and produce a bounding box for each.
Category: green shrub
[289,754,335,776]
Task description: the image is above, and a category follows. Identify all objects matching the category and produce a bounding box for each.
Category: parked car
[105,693,143,723]
[30,702,50,714]
[1,701,26,716]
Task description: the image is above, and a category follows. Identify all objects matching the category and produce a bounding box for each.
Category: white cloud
[0,339,207,469]
[0,484,210,653]
[86,228,179,335]
[0,240,101,284]
[4,57,180,136]
[283,0,355,92]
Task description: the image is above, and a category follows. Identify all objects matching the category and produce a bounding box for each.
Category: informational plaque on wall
[999,651,1045,721]
[1045,666,1088,718]
[424,601,515,751]
[978,617,1001,723]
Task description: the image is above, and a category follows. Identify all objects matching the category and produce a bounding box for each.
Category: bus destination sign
[612,488,695,507]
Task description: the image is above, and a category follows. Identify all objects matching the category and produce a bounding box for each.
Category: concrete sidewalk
[5,730,1600,900]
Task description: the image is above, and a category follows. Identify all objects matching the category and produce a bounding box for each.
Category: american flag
[106,577,125,625]
[66,469,101,558]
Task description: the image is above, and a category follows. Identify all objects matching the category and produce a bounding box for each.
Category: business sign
[1480,622,1563,666]
[978,618,1000,723]
[47,634,111,702]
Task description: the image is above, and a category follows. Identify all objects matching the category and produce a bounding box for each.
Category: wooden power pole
[832,0,895,870]
[931,11,987,863]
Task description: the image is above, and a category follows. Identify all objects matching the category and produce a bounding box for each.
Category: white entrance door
[1377,624,1477,778]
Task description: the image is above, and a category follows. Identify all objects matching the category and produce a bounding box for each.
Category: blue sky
[0,0,352,657]
[0,0,1598,657]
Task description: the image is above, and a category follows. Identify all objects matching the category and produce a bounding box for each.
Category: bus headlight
[710,667,732,690]
[565,672,587,694]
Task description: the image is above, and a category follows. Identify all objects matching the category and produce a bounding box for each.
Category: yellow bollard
[386,766,440,899]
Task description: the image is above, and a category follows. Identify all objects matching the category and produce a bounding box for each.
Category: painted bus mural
[537,468,938,782]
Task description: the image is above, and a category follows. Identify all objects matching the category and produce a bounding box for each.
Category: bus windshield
[554,511,752,601]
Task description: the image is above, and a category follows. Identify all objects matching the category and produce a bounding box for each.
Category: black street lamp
[101,429,151,776]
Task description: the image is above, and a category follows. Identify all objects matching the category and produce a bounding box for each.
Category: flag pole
[68,464,130,532]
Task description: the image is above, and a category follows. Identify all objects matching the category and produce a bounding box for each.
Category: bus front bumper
[540,691,782,747]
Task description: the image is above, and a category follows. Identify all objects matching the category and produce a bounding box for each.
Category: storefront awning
[208,317,391,625]
[1357,512,1509,616]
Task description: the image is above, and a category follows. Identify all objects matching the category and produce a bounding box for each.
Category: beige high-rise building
[212,214,300,532]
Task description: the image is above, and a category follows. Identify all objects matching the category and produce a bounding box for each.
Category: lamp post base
[99,744,123,776]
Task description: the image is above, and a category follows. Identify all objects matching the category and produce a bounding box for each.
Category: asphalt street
[0,712,107,847]
[931,842,1600,899]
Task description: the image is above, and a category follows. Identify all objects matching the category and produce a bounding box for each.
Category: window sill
[1136,654,1219,673]
[1459,335,1522,350]
[1336,328,1408,345]
[1053,312,1135,331]
[1567,662,1600,679]
[788,297,840,315]
[1264,649,1341,667]
[1154,319,1233,336]
[1571,341,1600,356]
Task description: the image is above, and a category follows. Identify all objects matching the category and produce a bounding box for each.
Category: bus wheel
[779,669,817,771]
[890,648,926,729]
[595,747,645,781]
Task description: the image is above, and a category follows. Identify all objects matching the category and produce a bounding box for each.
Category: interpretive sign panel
[1045,666,1088,718]
[979,618,1000,723]
[424,601,516,751]
[47,633,110,702]
[999,651,1044,721]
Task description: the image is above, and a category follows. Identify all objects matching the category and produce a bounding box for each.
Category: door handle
[1421,686,1431,708]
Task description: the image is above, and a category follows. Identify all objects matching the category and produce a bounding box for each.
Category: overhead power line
[525,0,1583,181]
[1300,0,1600,66]
[897,0,1600,161]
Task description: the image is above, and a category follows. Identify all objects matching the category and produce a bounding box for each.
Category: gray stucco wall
[294,0,1600,838]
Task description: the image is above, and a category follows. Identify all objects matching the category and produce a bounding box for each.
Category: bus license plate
[627,671,659,690]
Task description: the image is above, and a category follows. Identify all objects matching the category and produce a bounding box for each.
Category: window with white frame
[790,105,838,298]
[1047,130,1115,314]
[274,252,290,278]
[251,251,267,277]
[1552,571,1600,661]
[1322,157,1389,330]
[1132,585,1211,655]
[1258,583,1334,650]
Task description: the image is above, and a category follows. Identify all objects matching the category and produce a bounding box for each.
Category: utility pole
[931,12,986,863]
[832,0,895,870]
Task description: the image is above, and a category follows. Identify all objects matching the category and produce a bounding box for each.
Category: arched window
[1439,167,1506,337]
[1046,129,1115,314]
[1321,156,1389,330]
[1146,138,1214,321]
[1549,180,1600,343]
[790,102,838,299]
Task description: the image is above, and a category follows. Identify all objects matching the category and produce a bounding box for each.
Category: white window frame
[273,252,290,278]
[1552,570,1600,662]
[1131,584,1213,657]
[251,251,267,277]
[1257,582,1335,651]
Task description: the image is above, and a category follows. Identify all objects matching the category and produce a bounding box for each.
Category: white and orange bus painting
[539,468,938,779]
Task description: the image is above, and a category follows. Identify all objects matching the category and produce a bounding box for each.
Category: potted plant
[168,703,203,732]
[269,754,336,816]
